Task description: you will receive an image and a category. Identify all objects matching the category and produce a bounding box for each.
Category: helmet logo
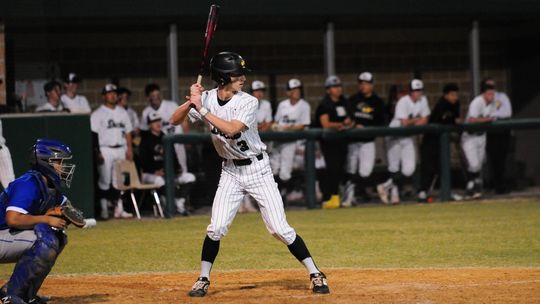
[240,59,246,68]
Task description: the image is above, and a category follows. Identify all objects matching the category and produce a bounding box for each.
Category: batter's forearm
[204,113,245,136]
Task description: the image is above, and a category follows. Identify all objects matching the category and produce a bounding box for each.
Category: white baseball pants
[207,153,297,245]
[346,141,375,178]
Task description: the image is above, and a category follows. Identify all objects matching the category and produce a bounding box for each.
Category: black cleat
[188,277,210,297]
[310,272,330,294]
[28,295,51,304]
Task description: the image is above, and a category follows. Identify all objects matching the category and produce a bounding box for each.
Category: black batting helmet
[210,52,250,86]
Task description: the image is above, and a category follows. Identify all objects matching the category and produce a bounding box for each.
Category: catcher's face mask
[50,157,76,188]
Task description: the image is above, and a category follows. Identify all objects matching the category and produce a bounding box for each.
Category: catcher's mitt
[46,203,85,228]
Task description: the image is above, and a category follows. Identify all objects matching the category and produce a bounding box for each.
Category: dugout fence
[163,118,540,218]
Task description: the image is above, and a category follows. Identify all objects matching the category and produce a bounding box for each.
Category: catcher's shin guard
[6,224,67,301]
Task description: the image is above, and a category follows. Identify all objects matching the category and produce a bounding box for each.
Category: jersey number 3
[237,140,249,152]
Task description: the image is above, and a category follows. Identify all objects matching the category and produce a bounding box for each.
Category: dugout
[0,113,95,218]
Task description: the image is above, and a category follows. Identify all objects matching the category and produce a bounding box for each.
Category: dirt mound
[10,268,540,303]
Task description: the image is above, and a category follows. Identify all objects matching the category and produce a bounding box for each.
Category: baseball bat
[170,4,220,126]
[197,4,220,84]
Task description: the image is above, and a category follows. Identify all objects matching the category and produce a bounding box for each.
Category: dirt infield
[12,268,540,303]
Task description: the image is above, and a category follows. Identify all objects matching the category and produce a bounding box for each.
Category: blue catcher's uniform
[0,171,69,303]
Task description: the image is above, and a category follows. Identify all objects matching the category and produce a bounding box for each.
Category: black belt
[228,153,263,166]
[106,145,123,148]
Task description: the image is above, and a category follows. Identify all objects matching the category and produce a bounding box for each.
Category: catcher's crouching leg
[6,223,67,302]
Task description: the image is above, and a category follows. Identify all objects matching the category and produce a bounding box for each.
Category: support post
[439,128,452,201]
[469,20,481,97]
[163,135,176,218]
[324,22,336,77]
[167,24,179,102]
[304,131,317,209]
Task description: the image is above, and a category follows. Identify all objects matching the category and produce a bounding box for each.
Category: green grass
[1,198,539,277]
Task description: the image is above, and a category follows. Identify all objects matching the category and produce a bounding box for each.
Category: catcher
[0,139,85,304]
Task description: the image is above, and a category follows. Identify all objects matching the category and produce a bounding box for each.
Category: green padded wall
[1,114,95,218]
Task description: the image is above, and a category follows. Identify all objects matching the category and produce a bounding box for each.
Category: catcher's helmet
[210,52,250,86]
[30,139,75,188]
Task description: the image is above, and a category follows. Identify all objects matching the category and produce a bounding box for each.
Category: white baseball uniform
[493,92,512,119]
[270,98,311,182]
[257,99,273,124]
[462,95,496,173]
[90,105,133,190]
[61,94,91,113]
[140,100,193,179]
[35,102,66,113]
[126,107,140,132]
[188,89,296,245]
[0,120,15,189]
[386,95,430,176]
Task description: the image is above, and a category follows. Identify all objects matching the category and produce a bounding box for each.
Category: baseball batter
[140,83,196,185]
[0,139,74,304]
[377,79,430,204]
[90,84,134,219]
[343,72,386,206]
[461,83,496,198]
[60,73,91,114]
[177,52,329,297]
[0,119,15,190]
[270,78,311,199]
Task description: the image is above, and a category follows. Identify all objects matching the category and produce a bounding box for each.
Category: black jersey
[347,92,386,142]
[139,130,180,174]
[423,96,460,143]
[313,94,349,128]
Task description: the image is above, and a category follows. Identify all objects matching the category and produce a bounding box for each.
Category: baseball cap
[117,87,132,96]
[358,72,374,83]
[147,112,162,124]
[325,75,342,88]
[481,83,495,93]
[251,80,266,91]
[443,83,459,94]
[101,83,118,95]
[64,73,81,83]
[287,78,302,90]
[43,80,61,93]
[409,79,424,91]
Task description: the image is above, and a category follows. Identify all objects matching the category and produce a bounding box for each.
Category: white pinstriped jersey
[189,89,266,159]
[274,98,311,127]
[140,100,184,135]
[90,105,133,147]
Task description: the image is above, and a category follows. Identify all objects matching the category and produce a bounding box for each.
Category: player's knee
[270,228,296,245]
[359,166,373,178]
[402,163,415,177]
[154,176,165,187]
[279,171,291,183]
[207,226,228,241]
[468,162,482,173]
[34,224,67,258]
